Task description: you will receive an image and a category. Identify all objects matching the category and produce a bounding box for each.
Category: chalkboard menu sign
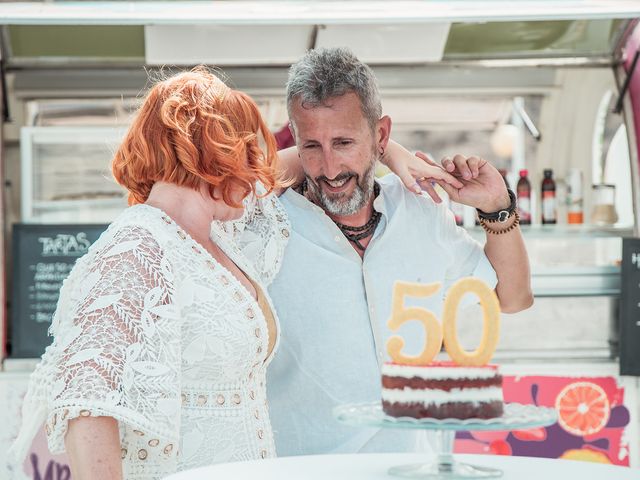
[10,224,108,358]
[620,237,640,376]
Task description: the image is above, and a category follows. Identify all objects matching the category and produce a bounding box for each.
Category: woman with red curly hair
[10,68,291,479]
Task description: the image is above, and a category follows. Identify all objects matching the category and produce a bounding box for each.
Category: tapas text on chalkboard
[10,224,108,358]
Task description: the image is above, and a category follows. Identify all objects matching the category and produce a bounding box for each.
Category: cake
[381,361,504,419]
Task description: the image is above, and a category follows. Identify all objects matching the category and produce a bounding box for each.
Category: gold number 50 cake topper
[386,277,501,367]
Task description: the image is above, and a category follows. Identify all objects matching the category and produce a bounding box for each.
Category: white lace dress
[9,194,290,479]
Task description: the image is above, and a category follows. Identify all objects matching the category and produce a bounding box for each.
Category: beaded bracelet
[478,211,520,235]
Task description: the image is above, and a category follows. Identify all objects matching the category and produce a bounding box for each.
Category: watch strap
[476,188,517,223]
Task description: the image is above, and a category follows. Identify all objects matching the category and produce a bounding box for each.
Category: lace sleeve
[9,225,181,464]
[212,190,290,286]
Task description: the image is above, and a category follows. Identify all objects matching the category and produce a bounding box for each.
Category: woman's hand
[381,141,463,203]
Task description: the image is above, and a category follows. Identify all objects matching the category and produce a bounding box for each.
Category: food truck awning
[2,1,640,25]
[0,1,639,67]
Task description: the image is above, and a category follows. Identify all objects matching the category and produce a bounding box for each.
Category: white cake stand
[333,402,557,479]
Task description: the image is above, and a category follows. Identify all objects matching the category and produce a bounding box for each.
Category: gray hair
[286,47,382,130]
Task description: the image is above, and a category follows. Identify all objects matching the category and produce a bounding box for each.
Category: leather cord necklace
[332,183,381,251]
[334,209,381,251]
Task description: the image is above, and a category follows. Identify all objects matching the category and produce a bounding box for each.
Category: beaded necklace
[299,181,381,251]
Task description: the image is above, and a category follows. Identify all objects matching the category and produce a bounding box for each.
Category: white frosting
[382,386,503,405]
[382,363,499,380]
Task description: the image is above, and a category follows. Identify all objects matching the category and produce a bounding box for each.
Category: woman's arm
[274,147,304,196]
[381,141,463,200]
[65,416,123,480]
[276,142,463,198]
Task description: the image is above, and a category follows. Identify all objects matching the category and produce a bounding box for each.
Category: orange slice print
[555,381,610,436]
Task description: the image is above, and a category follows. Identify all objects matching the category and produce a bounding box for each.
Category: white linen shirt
[267,174,498,456]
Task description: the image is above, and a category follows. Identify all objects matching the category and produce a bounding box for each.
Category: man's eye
[338,140,352,146]
[304,144,319,149]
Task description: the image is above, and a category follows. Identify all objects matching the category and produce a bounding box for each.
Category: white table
[165,453,639,480]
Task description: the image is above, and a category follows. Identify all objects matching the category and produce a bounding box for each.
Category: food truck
[0,1,639,478]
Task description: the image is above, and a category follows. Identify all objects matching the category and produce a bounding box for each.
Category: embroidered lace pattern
[9,193,290,479]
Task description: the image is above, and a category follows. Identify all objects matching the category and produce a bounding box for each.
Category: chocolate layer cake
[381,361,504,419]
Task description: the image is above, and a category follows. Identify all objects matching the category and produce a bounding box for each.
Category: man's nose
[320,147,342,180]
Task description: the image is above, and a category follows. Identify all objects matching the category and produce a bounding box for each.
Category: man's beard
[305,157,377,216]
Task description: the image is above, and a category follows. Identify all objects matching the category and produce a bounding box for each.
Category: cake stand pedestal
[333,402,557,479]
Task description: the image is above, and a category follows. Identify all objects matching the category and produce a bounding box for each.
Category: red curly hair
[112,67,281,207]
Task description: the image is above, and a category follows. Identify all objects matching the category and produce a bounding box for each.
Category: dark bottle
[541,168,557,224]
[516,169,531,225]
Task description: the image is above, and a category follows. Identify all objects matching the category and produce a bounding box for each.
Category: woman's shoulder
[85,205,178,262]
[108,204,175,239]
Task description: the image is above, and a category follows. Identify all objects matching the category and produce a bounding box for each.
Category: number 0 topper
[386,277,501,367]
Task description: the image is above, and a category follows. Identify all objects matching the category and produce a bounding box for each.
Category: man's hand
[415,152,510,213]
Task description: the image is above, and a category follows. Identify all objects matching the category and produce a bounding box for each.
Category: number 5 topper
[386,277,501,367]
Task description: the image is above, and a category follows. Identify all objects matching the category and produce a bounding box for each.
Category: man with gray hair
[267,47,532,456]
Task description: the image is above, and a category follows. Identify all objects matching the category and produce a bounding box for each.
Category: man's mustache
[314,172,358,184]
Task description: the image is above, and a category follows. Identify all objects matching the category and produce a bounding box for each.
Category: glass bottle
[566,168,584,224]
[541,169,557,224]
[591,184,618,225]
[516,169,531,225]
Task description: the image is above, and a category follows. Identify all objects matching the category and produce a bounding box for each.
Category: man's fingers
[432,168,464,189]
[435,179,458,200]
[453,154,472,180]
[468,156,482,178]
[442,156,455,172]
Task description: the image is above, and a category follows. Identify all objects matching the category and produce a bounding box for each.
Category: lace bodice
[9,194,290,479]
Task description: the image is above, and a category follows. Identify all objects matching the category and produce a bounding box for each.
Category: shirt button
[334,236,340,242]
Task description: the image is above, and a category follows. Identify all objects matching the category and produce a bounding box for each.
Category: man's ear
[377,115,392,151]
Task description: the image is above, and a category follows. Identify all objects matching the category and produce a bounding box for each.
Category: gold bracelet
[478,211,520,235]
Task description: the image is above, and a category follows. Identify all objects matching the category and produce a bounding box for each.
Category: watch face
[498,211,510,222]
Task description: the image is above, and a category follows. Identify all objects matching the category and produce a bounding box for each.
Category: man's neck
[302,182,381,257]
[326,201,375,228]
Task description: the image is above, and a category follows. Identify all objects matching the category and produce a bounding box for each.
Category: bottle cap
[519,169,528,177]
[544,169,553,177]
